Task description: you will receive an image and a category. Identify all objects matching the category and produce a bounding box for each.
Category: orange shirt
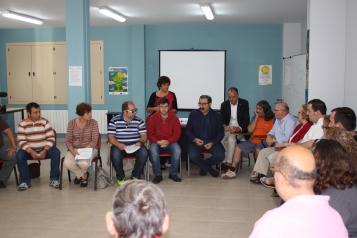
[250,117,274,144]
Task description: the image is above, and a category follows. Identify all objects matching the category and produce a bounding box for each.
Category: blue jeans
[16,147,61,185]
[110,145,148,180]
[188,143,225,173]
[149,143,181,177]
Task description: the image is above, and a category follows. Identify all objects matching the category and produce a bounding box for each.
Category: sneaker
[260,177,275,189]
[49,180,60,189]
[169,174,182,182]
[18,182,29,191]
[116,179,125,186]
[152,175,163,184]
[221,170,236,179]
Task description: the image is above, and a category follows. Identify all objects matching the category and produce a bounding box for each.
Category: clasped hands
[193,138,213,150]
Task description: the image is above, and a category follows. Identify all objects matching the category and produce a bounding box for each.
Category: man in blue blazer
[220,87,250,166]
[186,95,225,177]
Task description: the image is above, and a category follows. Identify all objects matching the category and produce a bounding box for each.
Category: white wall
[283,23,302,57]
[308,0,346,111]
[344,0,357,114]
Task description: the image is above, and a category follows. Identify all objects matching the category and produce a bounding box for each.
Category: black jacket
[220,98,250,133]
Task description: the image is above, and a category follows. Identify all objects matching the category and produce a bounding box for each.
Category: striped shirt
[108,113,146,145]
[17,117,55,151]
[65,118,99,151]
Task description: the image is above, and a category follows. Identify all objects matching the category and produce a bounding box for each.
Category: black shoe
[169,174,182,182]
[208,168,219,177]
[0,181,6,188]
[74,177,81,184]
[199,169,207,176]
[152,176,163,184]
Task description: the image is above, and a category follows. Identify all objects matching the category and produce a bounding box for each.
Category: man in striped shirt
[16,102,61,191]
[108,101,148,185]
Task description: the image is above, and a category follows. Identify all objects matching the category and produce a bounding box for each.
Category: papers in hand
[75,148,93,160]
[125,144,140,154]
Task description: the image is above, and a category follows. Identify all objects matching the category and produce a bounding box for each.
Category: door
[90,42,104,104]
[53,44,68,104]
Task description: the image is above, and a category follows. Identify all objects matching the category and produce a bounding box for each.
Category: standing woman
[147,76,178,116]
[64,103,99,187]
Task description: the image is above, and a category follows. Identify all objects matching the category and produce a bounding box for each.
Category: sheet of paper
[75,148,93,160]
[125,144,140,154]
[69,66,83,86]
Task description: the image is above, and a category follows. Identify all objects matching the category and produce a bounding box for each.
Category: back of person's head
[157,76,171,89]
[26,102,40,113]
[313,139,357,194]
[324,127,357,158]
[257,100,274,121]
[274,146,317,200]
[308,99,327,115]
[106,180,169,238]
[332,107,356,131]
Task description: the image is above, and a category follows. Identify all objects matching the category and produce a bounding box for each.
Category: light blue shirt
[268,113,298,144]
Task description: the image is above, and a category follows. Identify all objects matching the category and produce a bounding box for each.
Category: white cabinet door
[53,44,67,104]
[31,44,55,103]
[6,45,33,104]
[90,41,104,104]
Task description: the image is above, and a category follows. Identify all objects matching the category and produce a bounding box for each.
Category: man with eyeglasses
[108,101,148,185]
[250,101,297,183]
[249,146,347,238]
[186,95,225,177]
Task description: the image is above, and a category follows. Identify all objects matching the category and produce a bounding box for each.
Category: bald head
[274,146,317,200]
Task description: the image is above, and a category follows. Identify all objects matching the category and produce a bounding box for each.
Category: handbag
[28,162,41,179]
[95,167,114,189]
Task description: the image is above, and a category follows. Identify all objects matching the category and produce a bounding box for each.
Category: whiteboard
[160,50,226,110]
[282,54,307,116]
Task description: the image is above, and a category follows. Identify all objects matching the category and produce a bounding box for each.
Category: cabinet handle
[33,72,35,77]
[29,72,31,77]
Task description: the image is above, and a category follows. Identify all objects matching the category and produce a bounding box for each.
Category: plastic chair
[59,136,102,190]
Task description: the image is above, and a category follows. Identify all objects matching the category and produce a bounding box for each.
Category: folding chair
[59,136,102,190]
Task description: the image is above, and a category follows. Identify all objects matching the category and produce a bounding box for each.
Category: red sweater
[147,112,181,144]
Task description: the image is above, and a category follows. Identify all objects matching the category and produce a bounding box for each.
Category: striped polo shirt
[108,113,146,145]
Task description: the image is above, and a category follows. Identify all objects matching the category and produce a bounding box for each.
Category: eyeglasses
[125,108,138,113]
[274,109,285,112]
[198,102,209,106]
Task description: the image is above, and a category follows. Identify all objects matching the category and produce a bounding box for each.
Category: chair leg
[187,156,190,176]
[94,160,98,191]
[14,166,19,186]
[59,157,64,190]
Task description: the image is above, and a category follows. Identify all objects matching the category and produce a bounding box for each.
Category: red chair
[0,159,19,185]
[59,136,102,190]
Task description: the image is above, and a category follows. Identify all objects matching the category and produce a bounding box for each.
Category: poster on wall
[258,65,272,86]
[68,66,83,86]
[109,67,128,95]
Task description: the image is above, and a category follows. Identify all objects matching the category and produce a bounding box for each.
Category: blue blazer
[186,109,224,145]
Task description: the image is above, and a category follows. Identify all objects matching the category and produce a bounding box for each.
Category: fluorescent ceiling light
[200,4,214,21]
[98,7,126,23]
[2,10,43,25]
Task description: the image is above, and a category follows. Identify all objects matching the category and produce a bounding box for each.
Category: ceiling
[0,0,307,28]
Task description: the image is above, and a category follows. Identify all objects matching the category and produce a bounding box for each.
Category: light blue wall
[0,23,282,118]
[145,24,283,116]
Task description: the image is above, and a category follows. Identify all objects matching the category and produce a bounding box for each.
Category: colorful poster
[258,65,272,86]
[109,67,128,95]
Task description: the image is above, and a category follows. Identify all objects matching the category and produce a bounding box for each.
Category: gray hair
[111,180,167,238]
[275,156,317,188]
[276,101,290,113]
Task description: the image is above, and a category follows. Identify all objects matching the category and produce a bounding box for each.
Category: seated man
[220,87,249,167]
[329,106,356,135]
[105,180,169,238]
[250,102,297,182]
[249,146,347,238]
[186,95,225,177]
[148,98,182,184]
[16,102,61,191]
[0,116,16,188]
[108,101,148,185]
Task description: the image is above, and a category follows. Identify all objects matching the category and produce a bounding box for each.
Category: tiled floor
[0,142,280,238]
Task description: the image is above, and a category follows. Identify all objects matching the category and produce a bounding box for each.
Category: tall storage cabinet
[6,41,104,105]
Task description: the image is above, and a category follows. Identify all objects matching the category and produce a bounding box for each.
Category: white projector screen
[160,50,226,110]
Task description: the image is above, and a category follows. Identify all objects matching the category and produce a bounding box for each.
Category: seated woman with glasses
[64,103,99,187]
